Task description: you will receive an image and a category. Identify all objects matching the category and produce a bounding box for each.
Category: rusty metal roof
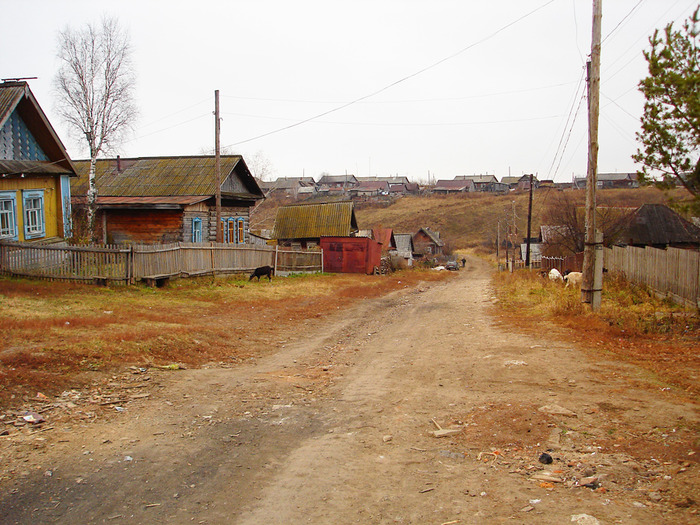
[71,156,264,199]
[272,201,358,239]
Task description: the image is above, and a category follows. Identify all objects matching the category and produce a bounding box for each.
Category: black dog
[249,265,274,281]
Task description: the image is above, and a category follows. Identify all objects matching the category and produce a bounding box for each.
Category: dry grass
[0,270,449,409]
[491,269,700,397]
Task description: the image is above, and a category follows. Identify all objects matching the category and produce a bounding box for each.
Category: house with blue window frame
[0,80,76,243]
[71,155,264,244]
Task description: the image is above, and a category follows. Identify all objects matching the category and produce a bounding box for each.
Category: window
[23,190,45,239]
[236,218,245,244]
[221,217,246,244]
[0,192,18,240]
[192,217,202,242]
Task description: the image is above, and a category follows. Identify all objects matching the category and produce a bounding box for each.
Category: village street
[0,256,697,524]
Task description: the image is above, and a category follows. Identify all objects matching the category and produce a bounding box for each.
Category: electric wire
[219,0,557,150]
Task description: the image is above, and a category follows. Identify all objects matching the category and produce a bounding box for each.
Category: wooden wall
[103,209,183,244]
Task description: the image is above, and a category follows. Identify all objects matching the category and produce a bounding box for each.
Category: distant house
[356,176,410,185]
[433,179,475,194]
[573,173,639,189]
[71,155,264,244]
[616,204,700,249]
[500,176,521,189]
[352,181,390,197]
[454,174,508,193]
[272,201,358,249]
[261,176,317,198]
[413,227,444,257]
[0,80,76,243]
[317,174,358,191]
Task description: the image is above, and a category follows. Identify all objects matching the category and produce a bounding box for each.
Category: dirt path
[1,256,697,524]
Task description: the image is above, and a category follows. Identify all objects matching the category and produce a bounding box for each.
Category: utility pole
[496,221,501,269]
[214,90,222,243]
[525,173,534,268]
[511,201,517,272]
[582,0,603,310]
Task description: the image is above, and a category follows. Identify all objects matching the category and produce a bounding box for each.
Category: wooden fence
[0,241,323,284]
[604,246,700,308]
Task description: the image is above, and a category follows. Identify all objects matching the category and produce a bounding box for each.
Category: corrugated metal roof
[0,159,73,175]
[272,201,358,239]
[71,156,264,199]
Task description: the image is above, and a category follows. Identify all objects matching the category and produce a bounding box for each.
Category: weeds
[492,269,700,397]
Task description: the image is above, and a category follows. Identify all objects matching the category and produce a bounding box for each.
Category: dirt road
[1,256,697,524]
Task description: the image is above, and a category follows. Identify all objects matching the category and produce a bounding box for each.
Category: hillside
[251,187,692,251]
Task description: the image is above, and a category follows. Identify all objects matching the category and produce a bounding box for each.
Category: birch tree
[55,16,137,241]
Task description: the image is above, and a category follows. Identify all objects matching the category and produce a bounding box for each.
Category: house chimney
[116,155,121,172]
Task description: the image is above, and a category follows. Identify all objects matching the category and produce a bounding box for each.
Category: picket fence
[0,241,323,284]
[604,245,700,308]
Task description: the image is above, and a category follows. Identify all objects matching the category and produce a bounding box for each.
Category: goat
[564,271,583,288]
[548,268,564,283]
[249,265,274,281]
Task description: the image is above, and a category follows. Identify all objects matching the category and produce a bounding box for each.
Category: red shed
[320,236,382,274]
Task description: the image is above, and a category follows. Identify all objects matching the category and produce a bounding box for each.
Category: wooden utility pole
[525,173,534,268]
[511,201,517,272]
[496,221,501,269]
[214,90,222,243]
[582,0,603,310]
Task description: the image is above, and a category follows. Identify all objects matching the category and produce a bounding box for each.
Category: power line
[220,0,557,150]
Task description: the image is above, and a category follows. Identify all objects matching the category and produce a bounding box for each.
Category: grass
[491,268,700,397]
[0,269,450,408]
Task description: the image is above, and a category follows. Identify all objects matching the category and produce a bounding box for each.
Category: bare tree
[55,16,137,241]
[541,192,634,256]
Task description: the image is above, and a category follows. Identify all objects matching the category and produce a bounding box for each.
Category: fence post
[274,245,279,274]
[320,248,324,273]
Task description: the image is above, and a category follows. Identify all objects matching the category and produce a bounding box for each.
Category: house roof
[394,233,415,254]
[71,156,264,200]
[434,179,474,191]
[317,174,358,185]
[266,176,316,190]
[455,174,498,183]
[0,81,76,175]
[414,227,444,247]
[500,176,521,184]
[357,176,410,184]
[621,204,700,246]
[272,201,358,239]
[372,227,396,250]
[355,181,389,191]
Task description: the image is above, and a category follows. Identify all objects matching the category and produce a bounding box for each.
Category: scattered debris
[21,412,45,425]
[539,452,553,464]
[570,515,600,525]
[538,405,577,417]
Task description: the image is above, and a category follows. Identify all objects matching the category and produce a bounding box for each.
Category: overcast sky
[2,0,698,182]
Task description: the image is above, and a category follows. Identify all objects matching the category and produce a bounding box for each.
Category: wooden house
[372,227,397,253]
[272,201,358,249]
[413,227,444,257]
[433,179,475,194]
[71,155,264,244]
[351,181,390,197]
[317,174,358,191]
[0,80,76,243]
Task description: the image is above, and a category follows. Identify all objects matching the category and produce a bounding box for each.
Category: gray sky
[2,0,698,182]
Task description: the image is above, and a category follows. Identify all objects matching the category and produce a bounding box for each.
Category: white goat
[548,268,564,283]
[564,271,583,288]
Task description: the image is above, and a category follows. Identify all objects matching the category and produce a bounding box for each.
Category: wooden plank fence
[0,241,323,284]
[604,246,700,308]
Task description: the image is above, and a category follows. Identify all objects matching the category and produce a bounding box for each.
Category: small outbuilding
[272,200,358,249]
[320,236,382,274]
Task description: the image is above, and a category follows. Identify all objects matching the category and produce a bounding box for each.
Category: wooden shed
[320,236,382,274]
[272,201,358,249]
